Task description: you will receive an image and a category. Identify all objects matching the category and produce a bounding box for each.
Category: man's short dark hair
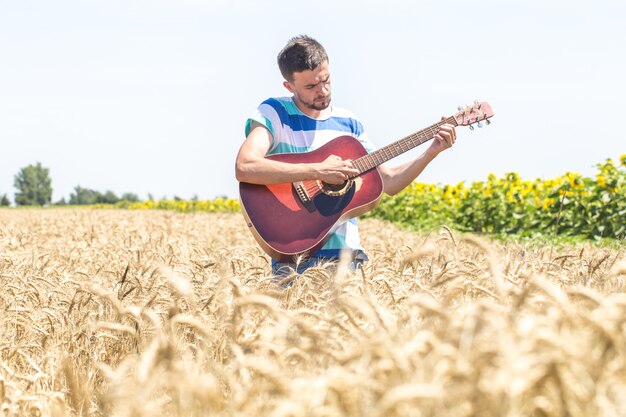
[277,35,328,82]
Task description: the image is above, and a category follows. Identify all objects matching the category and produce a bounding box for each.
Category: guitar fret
[351,116,461,175]
[355,159,364,173]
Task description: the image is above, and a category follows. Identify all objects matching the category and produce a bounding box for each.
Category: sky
[1,0,624,202]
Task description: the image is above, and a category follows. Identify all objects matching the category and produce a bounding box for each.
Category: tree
[120,193,139,202]
[68,186,140,205]
[100,190,119,204]
[69,186,100,205]
[0,194,10,206]
[14,163,52,206]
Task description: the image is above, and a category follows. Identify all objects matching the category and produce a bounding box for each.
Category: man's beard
[305,95,331,111]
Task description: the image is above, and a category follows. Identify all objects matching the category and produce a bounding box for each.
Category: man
[235,35,456,277]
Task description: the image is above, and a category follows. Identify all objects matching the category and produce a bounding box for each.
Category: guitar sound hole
[318,179,354,197]
[314,180,356,216]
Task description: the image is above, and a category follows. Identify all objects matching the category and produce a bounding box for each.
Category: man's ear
[283,80,295,93]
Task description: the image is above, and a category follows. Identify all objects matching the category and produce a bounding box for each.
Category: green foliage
[112,198,240,213]
[0,193,10,206]
[13,162,53,206]
[121,193,139,202]
[69,186,104,205]
[69,187,140,205]
[101,190,119,204]
[366,156,626,241]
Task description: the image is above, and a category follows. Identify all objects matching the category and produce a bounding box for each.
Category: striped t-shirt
[245,96,376,258]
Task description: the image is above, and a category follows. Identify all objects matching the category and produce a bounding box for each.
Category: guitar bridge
[293,181,311,203]
[293,181,317,212]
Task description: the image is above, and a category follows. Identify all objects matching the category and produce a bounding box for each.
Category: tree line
[1,163,139,207]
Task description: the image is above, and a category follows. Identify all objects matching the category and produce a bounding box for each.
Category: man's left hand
[428,117,456,155]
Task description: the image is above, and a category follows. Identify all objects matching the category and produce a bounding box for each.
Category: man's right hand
[314,155,360,184]
[237,124,359,185]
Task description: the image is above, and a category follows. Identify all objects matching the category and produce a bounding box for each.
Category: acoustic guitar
[239,101,494,262]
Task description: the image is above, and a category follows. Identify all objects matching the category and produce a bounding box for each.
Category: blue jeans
[271,252,367,287]
[271,256,365,277]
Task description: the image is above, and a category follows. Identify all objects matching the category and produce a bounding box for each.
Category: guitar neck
[352,116,458,174]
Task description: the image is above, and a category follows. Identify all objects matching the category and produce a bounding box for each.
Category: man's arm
[378,122,456,196]
[235,121,359,185]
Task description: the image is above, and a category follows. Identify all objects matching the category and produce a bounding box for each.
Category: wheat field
[0,209,625,417]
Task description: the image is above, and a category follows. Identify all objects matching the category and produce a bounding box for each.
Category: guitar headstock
[454,101,494,130]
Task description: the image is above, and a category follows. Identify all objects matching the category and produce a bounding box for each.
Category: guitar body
[239,135,384,262]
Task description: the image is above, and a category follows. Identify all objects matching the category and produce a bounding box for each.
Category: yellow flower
[542,198,555,209]
[620,154,626,167]
[506,189,515,203]
[505,172,521,186]
[565,172,582,189]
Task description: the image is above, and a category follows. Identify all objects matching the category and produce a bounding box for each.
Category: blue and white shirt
[245,96,376,258]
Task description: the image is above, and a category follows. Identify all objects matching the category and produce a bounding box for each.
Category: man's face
[284,61,331,112]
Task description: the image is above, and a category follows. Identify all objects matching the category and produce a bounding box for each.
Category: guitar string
[356,117,456,172]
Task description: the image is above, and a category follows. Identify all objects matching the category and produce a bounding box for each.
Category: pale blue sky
[1,0,624,202]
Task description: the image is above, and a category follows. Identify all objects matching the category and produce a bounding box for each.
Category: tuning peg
[469,125,474,131]
[458,106,463,111]
[485,119,491,125]
[477,122,483,128]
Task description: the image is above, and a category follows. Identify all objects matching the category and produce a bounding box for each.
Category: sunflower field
[368,155,626,240]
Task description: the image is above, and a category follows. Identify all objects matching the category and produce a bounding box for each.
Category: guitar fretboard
[351,116,458,174]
